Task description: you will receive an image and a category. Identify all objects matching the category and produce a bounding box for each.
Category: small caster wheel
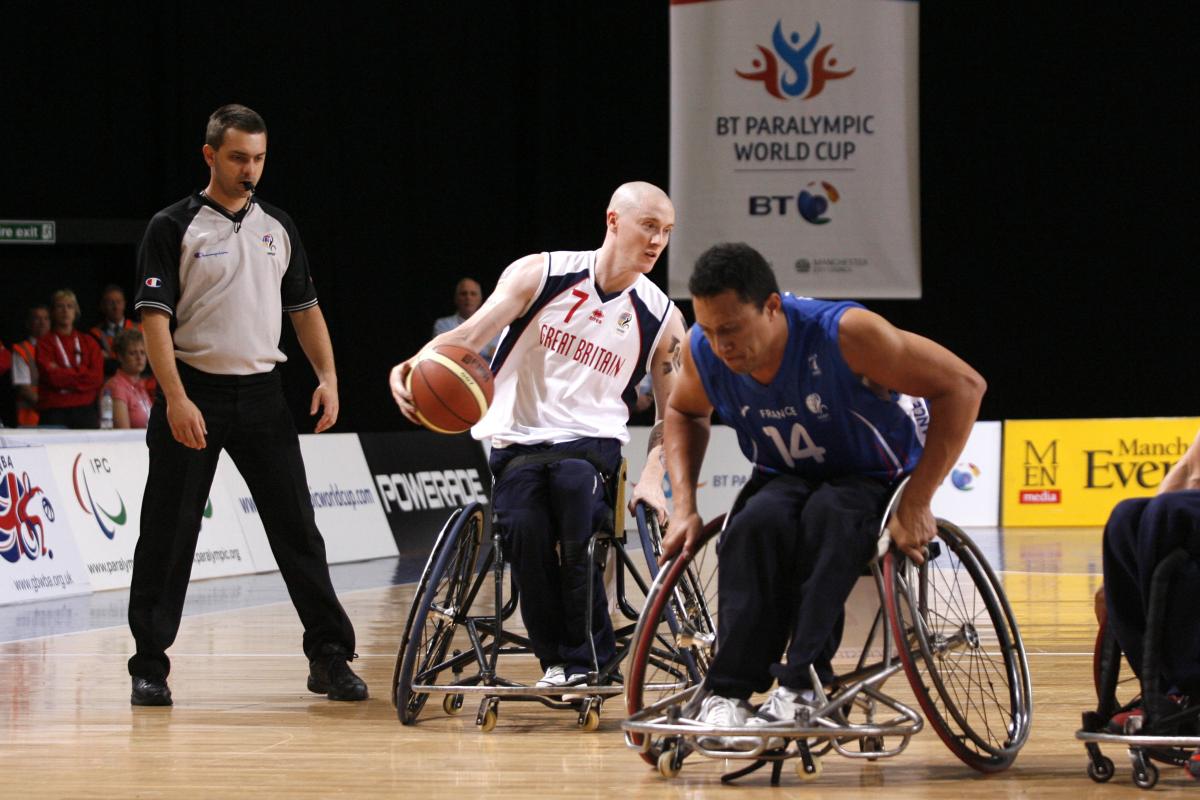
[580,708,601,732]
[442,694,463,715]
[1132,761,1159,790]
[1087,755,1114,783]
[796,755,823,781]
[657,747,681,778]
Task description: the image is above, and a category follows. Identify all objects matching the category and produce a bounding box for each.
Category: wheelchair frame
[1076,547,1200,790]
[621,481,1033,785]
[391,460,695,732]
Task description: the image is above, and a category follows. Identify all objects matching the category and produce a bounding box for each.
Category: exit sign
[0,220,56,244]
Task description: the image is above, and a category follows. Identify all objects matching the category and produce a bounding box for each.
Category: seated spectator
[9,305,50,427]
[102,329,154,429]
[36,289,104,428]
[433,277,501,361]
[89,284,136,376]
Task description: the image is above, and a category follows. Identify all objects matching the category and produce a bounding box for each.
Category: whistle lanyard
[53,333,82,369]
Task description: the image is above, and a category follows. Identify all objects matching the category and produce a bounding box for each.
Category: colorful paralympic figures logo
[798,181,840,224]
[737,21,855,101]
[951,463,982,492]
[0,470,55,562]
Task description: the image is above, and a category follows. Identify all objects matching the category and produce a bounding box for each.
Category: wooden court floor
[2,526,1194,798]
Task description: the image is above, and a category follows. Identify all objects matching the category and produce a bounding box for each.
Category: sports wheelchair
[621,480,1033,785]
[391,460,708,732]
[1077,547,1200,790]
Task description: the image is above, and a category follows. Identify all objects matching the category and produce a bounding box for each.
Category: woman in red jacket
[36,289,104,428]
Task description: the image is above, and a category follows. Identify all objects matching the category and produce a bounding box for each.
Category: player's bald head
[607,181,672,216]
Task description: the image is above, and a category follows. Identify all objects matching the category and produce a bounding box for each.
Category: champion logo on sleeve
[145,277,162,288]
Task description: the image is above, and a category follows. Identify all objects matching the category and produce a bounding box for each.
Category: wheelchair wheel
[884,520,1032,772]
[634,502,666,580]
[1093,620,1141,716]
[625,516,722,764]
[393,503,485,725]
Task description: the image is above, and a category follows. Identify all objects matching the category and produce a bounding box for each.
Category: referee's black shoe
[307,648,369,701]
[131,676,173,706]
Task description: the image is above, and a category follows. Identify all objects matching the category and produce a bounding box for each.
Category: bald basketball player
[390,181,686,692]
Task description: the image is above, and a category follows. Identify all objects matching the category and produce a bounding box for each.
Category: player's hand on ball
[389,357,420,424]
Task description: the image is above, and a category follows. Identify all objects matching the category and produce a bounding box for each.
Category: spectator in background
[9,305,50,427]
[36,289,104,428]
[102,329,153,429]
[89,284,137,376]
[433,277,500,361]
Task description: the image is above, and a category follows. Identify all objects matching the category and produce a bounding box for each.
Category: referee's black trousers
[707,472,888,699]
[128,364,355,680]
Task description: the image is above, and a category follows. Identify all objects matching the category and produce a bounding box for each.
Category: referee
[127,104,366,706]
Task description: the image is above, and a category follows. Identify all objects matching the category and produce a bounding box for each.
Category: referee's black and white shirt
[134,192,318,375]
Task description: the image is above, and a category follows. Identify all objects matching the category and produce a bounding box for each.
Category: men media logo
[0,468,55,563]
[737,21,855,101]
[261,233,277,256]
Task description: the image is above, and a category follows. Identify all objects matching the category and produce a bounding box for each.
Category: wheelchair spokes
[885,520,1031,772]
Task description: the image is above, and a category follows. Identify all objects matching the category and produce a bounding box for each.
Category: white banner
[929,420,1001,526]
[625,419,999,530]
[0,446,91,604]
[669,0,920,298]
[42,441,253,591]
[219,434,397,571]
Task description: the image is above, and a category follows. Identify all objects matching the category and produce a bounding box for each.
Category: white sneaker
[535,664,568,689]
[696,694,755,751]
[741,686,817,750]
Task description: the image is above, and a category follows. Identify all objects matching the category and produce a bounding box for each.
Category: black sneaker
[307,651,368,701]
[131,676,173,706]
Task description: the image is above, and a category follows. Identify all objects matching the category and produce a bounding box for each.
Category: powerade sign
[358,432,491,563]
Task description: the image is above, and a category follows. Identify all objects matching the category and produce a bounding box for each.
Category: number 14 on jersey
[763,423,827,467]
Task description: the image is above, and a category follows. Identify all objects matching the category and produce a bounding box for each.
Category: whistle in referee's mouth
[241,181,256,194]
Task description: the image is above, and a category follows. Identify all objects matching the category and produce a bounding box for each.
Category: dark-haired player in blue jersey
[661,242,986,747]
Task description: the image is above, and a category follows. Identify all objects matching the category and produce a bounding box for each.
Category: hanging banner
[0,446,91,604]
[669,0,920,298]
[1002,417,1200,527]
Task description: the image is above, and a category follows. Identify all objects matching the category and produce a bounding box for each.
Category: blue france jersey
[691,295,928,481]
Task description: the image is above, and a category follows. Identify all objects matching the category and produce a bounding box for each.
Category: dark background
[1,3,1193,430]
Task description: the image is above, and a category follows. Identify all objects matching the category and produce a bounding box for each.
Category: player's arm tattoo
[647,420,664,454]
[661,336,682,374]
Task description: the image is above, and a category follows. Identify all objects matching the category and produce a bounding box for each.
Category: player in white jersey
[391,182,686,689]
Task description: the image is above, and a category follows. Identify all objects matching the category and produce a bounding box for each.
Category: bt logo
[737,21,854,101]
[951,463,981,492]
[749,181,840,225]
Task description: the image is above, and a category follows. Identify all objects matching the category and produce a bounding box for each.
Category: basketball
[407,344,494,434]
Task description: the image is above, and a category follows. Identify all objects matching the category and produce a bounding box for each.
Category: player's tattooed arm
[647,420,664,453]
[661,335,682,374]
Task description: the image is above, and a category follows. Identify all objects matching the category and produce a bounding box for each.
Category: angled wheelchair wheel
[625,516,722,764]
[393,503,486,725]
[884,520,1032,772]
